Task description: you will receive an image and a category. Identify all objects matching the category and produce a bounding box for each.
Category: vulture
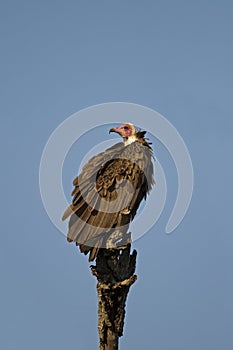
[62,123,155,261]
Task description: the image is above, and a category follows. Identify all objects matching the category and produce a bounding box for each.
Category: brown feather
[62,132,155,261]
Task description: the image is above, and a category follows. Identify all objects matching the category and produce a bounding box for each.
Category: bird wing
[62,140,154,261]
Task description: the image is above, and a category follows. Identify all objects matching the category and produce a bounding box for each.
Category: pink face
[113,123,133,138]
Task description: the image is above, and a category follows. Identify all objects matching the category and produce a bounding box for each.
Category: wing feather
[63,139,154,260]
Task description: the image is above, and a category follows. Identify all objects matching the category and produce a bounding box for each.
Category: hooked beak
[109,127,116,134]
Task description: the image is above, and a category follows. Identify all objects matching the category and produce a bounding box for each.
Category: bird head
[109,123,136,139]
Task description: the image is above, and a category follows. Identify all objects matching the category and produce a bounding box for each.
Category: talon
[121,208,130,215]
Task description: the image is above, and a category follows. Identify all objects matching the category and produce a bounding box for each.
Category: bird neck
[123,135,137,145]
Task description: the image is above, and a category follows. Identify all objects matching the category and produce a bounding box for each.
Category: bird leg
[106,230,131,249]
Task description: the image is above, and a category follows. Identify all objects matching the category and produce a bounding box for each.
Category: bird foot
[121,207,131,215]
[106,231,131,249]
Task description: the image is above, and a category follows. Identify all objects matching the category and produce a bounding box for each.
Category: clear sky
[1,1,233,349]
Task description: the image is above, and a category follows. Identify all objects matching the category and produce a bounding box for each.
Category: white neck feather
[124,136,137,145]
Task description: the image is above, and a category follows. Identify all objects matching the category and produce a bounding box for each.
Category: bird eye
[123,126,129,130]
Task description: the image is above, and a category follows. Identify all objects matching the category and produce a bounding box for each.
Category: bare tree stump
[91,244,137,350]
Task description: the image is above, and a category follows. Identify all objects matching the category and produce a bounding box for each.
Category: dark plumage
[62,123,155,261]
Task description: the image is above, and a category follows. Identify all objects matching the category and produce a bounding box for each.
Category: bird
[62,123,155,261]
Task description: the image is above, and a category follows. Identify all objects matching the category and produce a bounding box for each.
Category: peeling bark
[91,244,137,350]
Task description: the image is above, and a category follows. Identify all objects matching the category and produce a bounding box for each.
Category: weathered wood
[91,244,137,350]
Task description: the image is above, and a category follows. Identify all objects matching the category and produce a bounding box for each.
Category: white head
[109,123,137,145]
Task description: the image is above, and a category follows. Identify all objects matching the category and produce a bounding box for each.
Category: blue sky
[1,1,233,349]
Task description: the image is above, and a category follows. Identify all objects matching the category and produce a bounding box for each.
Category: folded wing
[62,140,154,261]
